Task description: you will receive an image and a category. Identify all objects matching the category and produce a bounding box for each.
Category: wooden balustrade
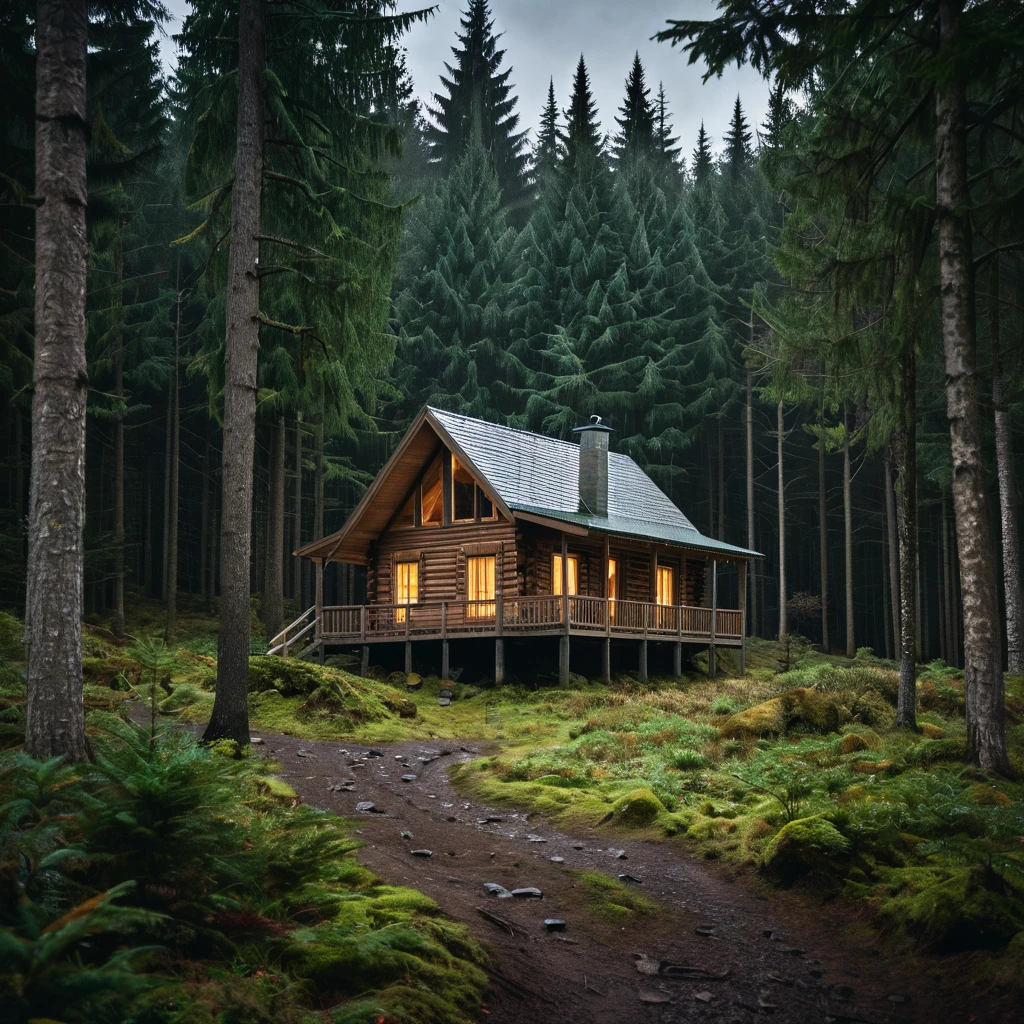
[315,597,743,642]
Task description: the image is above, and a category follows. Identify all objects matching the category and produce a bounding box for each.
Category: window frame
[656,564,675,606]
[394,560,419,623]
[552,553,580,596]
[465,554,497,619]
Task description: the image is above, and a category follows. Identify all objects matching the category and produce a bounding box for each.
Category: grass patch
[574,870,658,921]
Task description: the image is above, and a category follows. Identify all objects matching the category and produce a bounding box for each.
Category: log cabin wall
[373,519,518,604]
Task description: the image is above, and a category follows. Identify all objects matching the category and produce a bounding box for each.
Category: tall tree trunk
[24,0,90,762]
[884,452,899,659]
[112,218,125,637]
[717,418,725,541]
[205,0,265,746]
[936,0,1008,773]
[200,431,210,604]
[893,348,918,729]
[942,495,953,665]
[818,403,829,652]
[777,398,786,638]
[746,370,756,637]
[161,382,172,600]
[293,412,303,605]
[164,284,181,642]
[844,409,854,658]
[208,460,218,610]
[264,415,285,640]
[990,259,1023,673]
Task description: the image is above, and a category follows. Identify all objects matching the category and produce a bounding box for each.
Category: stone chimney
[573,415,613,516]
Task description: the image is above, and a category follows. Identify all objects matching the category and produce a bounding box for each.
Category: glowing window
[466,555,496,618]
[608,557,618,622]
[552,554,579,596]
[656,565,675,606]
[394,561,418,623]
[421,455,443,525]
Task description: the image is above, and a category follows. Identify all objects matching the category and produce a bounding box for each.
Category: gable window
[452,455,476,521]
[608,557,618,622]
[478,489,496,520]
[394,561,418,623]
[466,555,496,618]
[552,554,579,596]
[421,454,443,526]
[656,565,675,606]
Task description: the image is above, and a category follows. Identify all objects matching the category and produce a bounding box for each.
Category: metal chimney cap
[572,414,614,433]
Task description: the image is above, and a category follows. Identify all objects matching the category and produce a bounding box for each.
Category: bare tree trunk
[24,0,90,762]
[990,259,1023,673]
[164,284,181,642]
[936,0,1008,773]
[200,431,210,605]
[717,418,725,541]
[112,218,125,637]
[844,409,854,658]
[264,415,285,639]
[884,452,899,659]
[205,0,265,746]
[818,402,829,652]
[777,398,786,638]
[893,349,918,729]
[746,370,756,637]
[293,412,302,605]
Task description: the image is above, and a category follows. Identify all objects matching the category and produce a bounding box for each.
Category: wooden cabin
[283,406,761,682]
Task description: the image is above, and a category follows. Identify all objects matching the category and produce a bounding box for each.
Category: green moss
[903,736,969,765]
[0,612,23,662]
[763,815,851,884]
[610,788,666,827]
[575,870,657,920]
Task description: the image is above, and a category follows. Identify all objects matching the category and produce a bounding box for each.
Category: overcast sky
[159,1,771,159]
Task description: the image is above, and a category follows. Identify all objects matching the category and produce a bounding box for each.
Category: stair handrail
[267,605,317,656]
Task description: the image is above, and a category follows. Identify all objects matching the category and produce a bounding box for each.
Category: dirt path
[254,731,1009,1024]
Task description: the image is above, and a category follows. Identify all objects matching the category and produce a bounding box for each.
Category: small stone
[526,834,547,843]
[829,984,854,1002]
[483,882,513,898]
[400,830,413,840]
[778,947,806,956]
[441,802,454,808]
[609,848,627,859]
[550,856,565,863]
[694,991,714,1003]
[544,918,566,932]
[639,991,671,1004]
[887,994,908,1005]
[295,749,316,758]
[249,737,264,745]
[349,763,366,769]
[446,815,457,822]
[766,973,792,986]
[410,849,433,857]
[511,887,543,899]
[618,873,643,883]
[438,697,451,707]
[354,801,376,813]
[695,925,716,937]
[394,755,404,760]
[401,774,417,782]
[364,749,385,757]
[573,843,584,850]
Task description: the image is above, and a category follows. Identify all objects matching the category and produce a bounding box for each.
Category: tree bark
[881,521,892,661]
[293,411,303,605]
[941,494,953,665]
[844,409,854,658]
[24,0,90,762]
[204,0,265,746]
[164,284,181,642]
[884,451,899,659]
[818,402,829,652]
[892,348,918,729]
[777,398,786,638]
[935,0,1008,773]
[746,370,756,637]
[112,217,125,637]
[990,259,1023,674]
[264,415,285,639]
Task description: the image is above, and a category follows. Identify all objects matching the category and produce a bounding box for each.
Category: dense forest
[2,3,1024,1022]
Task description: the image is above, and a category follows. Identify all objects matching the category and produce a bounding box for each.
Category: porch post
[709,558,718,677]
[314,558,323,639]
[360,645,369,676]
[441,600,449,678]
[560,532,570,686]
[639,639,648,681]
[559,636,570,686]
[673,642,682,677]
[738,558,747,675]
[602,638,611,682]
[495,593,505,684]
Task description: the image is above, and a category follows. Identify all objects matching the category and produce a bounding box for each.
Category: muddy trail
[232,730,1014,1024]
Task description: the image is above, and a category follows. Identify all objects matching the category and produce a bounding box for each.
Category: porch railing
[316,594,742,642]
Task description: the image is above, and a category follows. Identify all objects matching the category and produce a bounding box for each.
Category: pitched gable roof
[295,406,761,563]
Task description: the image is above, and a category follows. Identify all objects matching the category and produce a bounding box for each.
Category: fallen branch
[474,905,518,936]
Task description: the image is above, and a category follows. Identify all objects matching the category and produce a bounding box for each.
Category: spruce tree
[612,52,656,163]
[653,81,682,176]
[426,0,530,215]
[562,55,604,179]
[724,94,752,176]
[533,78,561,184]
[692,122,713,184]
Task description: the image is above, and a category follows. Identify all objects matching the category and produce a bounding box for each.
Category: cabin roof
[296,406,762,563]
[430,408,760,559]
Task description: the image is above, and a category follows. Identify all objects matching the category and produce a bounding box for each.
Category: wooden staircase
[267,606,321,659]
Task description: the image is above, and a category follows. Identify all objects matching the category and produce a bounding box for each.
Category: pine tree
[724,94,752,177]
[426,0,530,216]
[692,122,713,185]
[562,55,604,179]
[653,82,682,174]
[533,78,561,183]
[612,52,656,164]
[759,80,794,151]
